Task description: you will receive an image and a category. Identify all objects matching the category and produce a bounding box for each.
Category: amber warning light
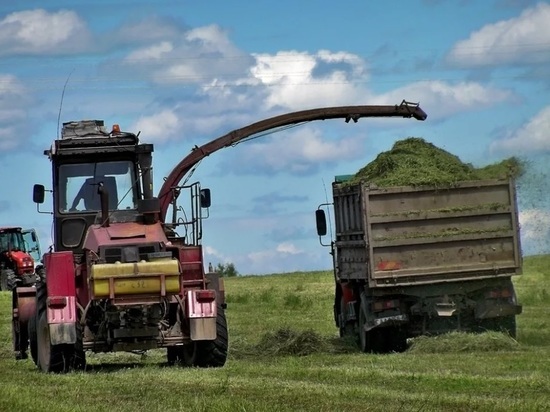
[111,124,121,134]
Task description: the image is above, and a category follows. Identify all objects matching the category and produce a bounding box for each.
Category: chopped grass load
[351,137,523,187]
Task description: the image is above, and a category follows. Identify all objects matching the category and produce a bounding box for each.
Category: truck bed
[333,179,522,287]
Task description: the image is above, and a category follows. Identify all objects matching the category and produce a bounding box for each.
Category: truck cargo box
[333,179,522,288]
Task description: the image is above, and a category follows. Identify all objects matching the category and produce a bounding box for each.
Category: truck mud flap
[475,303,522,319]
[367,314,409,332]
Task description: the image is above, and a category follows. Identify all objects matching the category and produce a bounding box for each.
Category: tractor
[0,227,41,291]
[14,120,227,371]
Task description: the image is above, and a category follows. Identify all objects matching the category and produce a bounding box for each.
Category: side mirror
[200,189,211,208]
[315,209,327,236]
[33,184,45,204]
[31,231,37,242]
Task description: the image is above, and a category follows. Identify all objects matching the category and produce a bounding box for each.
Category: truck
[12,101,427,371]
[0,227,42,291]
[316,177,522,352]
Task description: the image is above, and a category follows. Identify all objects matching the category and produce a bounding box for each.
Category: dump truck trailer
[316,177,522,352]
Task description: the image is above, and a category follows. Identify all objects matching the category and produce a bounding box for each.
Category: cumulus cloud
[0,74,32,150]
[490,106,550,155]
[133,109,183,143]
[0,9,91,55]
[250,50,368,110]
[226,126,366,176]
[120,24,253,85]
[447,3,550,67]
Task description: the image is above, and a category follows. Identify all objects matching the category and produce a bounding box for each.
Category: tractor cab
[33,120,156,257]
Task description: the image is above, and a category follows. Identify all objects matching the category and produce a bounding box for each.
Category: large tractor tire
[167,306,229,368]
[35,281,83,373]
[1,269,16,291]
[195,306,229,368]
[28,312,38,365]
[167,343,199,367]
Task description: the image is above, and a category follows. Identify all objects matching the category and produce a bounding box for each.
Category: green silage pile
[352,137,522,187]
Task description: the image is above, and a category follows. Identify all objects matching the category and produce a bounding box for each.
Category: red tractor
[0,227,42,291]
[13,120,227,371]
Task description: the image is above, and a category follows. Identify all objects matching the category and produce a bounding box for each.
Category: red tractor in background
[0,227,42,291]
[12,101,426,372]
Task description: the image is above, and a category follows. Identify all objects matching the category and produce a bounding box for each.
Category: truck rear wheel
[339,297,356,338]
[478,316,517,339]
[358,301,392,353]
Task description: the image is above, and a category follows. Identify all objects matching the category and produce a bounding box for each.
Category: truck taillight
[196,290,216,302]
[373,299,399,312]
[486,288,512,299]
[47,297,67,308]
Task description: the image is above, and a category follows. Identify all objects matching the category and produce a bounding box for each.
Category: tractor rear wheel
[28,313,38,365]
[37,312,73,373]
[195,305,228,368]
[35,281,79,373]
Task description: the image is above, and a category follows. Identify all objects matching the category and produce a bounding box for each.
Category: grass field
[0,256,549,411]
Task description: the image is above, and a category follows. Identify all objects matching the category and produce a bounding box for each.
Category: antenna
[57,69,75,139]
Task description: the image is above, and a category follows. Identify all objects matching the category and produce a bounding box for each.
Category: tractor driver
[70,175,119,212]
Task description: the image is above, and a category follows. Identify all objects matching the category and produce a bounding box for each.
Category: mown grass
[1,259,550,411]
[352,137,522,187]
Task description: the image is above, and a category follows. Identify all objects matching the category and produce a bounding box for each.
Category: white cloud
[230,126,365,175]
[0,74,31,150]
[250,50,368,110]
[125,41,174,61]
[519,208,550,255]
[0,9,91,55]
[490,106,550,154]
[447,3,550,66]
[133,109,182,142]
[120,24,252,85]
[276,242,303,255]
[376,80,513,120]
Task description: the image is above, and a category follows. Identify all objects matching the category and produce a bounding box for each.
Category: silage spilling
[229,327,357,359]
[351,137,523,187]
[407,331,520,354]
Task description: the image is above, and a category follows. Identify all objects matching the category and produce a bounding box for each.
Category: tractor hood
[83,221,169,252]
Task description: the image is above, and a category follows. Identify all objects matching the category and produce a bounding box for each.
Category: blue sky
[1,0,549,274]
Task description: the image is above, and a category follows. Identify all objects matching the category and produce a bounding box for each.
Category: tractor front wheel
[195,306,229,368]
[0,269,15,291]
